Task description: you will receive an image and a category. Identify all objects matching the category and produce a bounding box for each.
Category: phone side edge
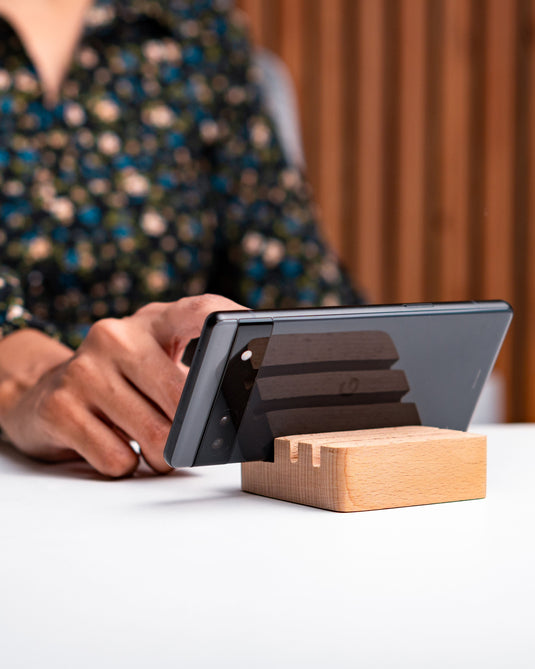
[164,318,238,468]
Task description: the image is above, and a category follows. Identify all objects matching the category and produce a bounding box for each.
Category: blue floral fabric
[0,0,360,349]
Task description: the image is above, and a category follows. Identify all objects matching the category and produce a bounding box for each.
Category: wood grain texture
[481,0,517,418]
[439,0,471,300]
[238,0,263,45]
[318,0,344,252]
[236,0,533,421]
[353,0,385,303]
[397,0,427,302]
[526,0,535,420]
[241,426,487,512]
[482,0,517,289]
[278,0,305,115]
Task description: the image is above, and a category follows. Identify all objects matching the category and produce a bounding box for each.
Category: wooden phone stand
[241,425,486,512]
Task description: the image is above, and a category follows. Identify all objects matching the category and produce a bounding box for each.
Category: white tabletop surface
[1,423,534,669]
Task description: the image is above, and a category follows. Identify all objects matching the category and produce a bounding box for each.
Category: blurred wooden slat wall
[237,0,535,423]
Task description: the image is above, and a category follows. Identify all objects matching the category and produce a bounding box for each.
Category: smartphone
[164,300,513,468]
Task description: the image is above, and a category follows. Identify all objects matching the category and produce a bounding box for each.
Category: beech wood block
[241,426,486,512]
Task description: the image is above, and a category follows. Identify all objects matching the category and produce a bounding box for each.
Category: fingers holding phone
[0,294,246,477]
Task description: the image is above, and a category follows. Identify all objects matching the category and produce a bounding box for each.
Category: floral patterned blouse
[0,0,359,349]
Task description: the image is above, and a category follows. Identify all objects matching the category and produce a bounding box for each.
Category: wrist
[0,329,73,421]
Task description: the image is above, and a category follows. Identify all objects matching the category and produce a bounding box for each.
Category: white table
[1,424,534,669]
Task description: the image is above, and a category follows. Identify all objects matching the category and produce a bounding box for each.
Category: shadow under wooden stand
[241,426,486,512]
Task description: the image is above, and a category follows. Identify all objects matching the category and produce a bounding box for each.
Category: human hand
[0,295,245,477]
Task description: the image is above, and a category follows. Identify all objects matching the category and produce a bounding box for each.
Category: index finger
[149,294,247,357]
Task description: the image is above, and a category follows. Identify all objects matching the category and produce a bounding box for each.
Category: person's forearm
[0,329,73,422]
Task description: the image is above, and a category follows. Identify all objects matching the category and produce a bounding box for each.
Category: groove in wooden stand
[241,426,487,512]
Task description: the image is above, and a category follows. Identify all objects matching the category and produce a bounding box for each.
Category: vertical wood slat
[482,0,517,416]
[318,0,345,255]
[353,0,385,303]
[396,0,427,302]
[467,0,486,299]
[511,0,529,422]
[237,0,263,45]
[526,0,535,420]
[278,0,305,123]
[298,0,322,209]
[423,0,443,301]
[381,2,401,302]
[482,0,516,301]
[439,0,471,300]
[260,0,281,55]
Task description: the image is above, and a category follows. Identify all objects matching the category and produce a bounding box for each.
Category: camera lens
[211,438,224,450]
[219,415,230,426]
